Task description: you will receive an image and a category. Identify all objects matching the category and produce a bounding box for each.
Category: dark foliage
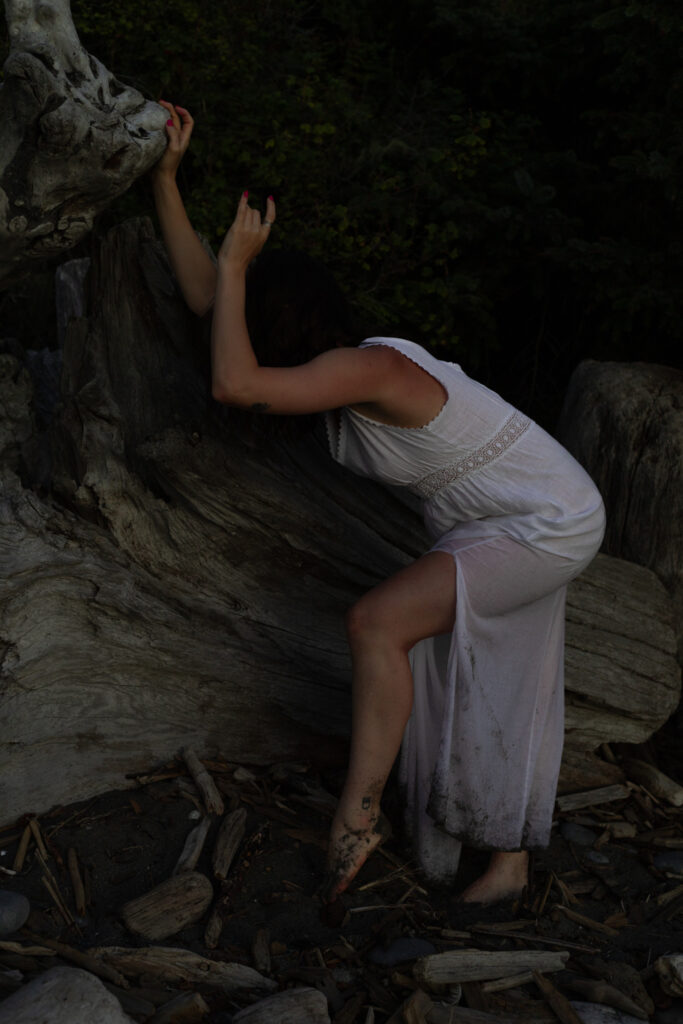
[2,0,682,425]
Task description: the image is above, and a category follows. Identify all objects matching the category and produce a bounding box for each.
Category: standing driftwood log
[0,0,166,288]
[0,216,679,822]
[558,360,683,662]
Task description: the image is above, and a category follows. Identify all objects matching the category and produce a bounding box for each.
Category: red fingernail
[243,190,249,198]
[166,119,173,126]
[268,195,274,201]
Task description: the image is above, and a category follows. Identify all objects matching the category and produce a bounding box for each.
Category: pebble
[0,891,30,937]
[560,822,598,846]
[583,850,610,865]
[653,851,683,874]
[368,936,436,967]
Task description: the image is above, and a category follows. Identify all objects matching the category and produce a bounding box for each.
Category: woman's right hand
[152,101,194,181]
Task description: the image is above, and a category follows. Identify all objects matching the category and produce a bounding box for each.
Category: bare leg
[325,552,457,900]
[459,850,529,904]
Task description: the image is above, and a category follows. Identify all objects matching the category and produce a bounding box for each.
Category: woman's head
[245,249,360,366]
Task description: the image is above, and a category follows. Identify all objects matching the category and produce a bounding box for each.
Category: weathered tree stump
[0,216,679,822]
[558,359,683,662]
[0,0,166,287]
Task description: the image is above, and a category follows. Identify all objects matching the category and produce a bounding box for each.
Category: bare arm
[211,194,395,414]
[151,102,217,316]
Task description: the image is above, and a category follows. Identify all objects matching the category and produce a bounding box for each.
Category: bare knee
[346,595,405,652]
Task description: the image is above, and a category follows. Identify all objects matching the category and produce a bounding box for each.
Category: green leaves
[8,0,676,425]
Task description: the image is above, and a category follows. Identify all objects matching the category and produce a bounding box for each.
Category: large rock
[0,966,135,1024]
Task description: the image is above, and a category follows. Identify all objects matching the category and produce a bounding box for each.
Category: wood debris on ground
[0,736,682,1022]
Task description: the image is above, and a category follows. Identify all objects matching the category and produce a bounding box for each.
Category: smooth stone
[654,851,683,874]
[571,1000,646,1024]
[560,822,598,846]
[583,850,610,865]
[0,966,135,1023]
[368,936,436,966]
[0,891,30,937]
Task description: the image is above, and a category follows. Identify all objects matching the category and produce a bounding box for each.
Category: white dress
[325,337,605,884]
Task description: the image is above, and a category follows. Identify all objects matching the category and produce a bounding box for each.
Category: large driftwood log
[558,360,683,661]
[0,217,679,822]
[0,0,166,288]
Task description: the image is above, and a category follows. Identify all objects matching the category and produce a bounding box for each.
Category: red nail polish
[268,195,274,201]
[243,190,249,198]
[166,119,173,126]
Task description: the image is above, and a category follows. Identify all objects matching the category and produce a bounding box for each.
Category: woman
[153,103,605,905]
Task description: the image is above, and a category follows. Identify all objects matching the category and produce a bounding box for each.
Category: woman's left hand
[218,192,276,271]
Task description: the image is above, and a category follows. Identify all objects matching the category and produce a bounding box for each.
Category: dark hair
[244,249,361,366]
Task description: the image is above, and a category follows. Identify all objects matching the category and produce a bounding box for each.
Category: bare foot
[459,850,529,905]
[323,810,391,902]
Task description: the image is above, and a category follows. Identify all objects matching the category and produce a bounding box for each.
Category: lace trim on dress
[412,411,532,499]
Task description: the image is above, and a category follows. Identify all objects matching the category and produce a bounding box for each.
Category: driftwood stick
[555,785,631,813]
[533,971,584,1024]
[121,872,213,941]
[182,748,225,816]
[173,817,212,875]
[89,945,277,995]
[12,826,32,872]
[480,971,535,993]
[414,949,569,987]
[67,847,87,917]
[41,875,74,927]
[388,988,433,1024]
[551,904,619,937]
[0,940,56,956]
[252,928,271,975]
[28,818,49,859]
[426,1007,523,1024]
[203,907,223,950]
[558,976,649,1020]
[147,991,211,1024]
[22,931,129,988]
[623,759,683,807]
[212,807,247,879]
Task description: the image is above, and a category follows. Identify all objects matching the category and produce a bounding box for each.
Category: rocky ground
[1,732,683,1023]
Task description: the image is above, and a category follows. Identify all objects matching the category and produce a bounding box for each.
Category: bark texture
[558,359,683,662]
[0,0,167,288]
[0,217,679,822]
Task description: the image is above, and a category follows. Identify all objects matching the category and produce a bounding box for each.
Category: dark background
[3,0,682,428]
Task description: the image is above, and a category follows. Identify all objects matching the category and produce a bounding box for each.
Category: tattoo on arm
[251,402,270,413]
